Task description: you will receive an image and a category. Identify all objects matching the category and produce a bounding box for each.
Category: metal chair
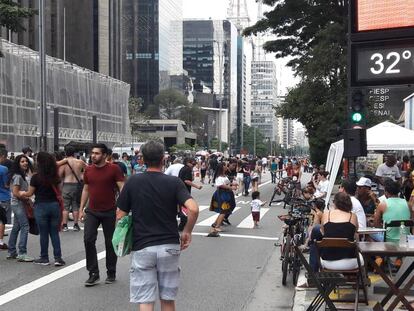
[316,238,369,310]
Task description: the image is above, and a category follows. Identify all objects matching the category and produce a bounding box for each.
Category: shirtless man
[60,146,87,231]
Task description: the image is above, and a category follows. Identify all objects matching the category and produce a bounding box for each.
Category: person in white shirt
[164,159,184,177]
[340,179,367,230]
[251,191,266,228]
[208,164,237,236]
[261,157,268,173]
[375,154,401,196]
[313,171,329,199]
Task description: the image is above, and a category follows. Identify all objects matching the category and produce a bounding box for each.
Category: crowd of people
[297,153,414,289]
[1,142,309,310]
[4,141,413,309]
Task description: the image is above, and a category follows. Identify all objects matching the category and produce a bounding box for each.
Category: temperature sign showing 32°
[355,44,414,85]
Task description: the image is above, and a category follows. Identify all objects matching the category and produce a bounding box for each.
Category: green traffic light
[352,112,362,122]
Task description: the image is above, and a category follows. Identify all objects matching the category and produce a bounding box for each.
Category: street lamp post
[39,0,47,151]
[253,127,256,156]
[214,39,224,152]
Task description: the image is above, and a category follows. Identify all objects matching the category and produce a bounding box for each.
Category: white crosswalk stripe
[237,207,270,228]
[198,205,210,212]
[196,206,243,227]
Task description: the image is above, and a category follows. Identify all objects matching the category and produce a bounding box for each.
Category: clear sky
[183,0,299,94]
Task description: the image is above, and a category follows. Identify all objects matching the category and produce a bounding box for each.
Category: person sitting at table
[309,192,358,272]
[319,192,361,270]
[372,179,411,243]
[340,179,367,231]
[356,177,379,216]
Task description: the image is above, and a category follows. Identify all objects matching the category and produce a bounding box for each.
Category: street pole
[253,127,256,156]
[216,40,223,153]
[39,0,47,151]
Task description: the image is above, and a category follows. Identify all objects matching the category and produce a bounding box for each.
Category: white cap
[356,177,372,188]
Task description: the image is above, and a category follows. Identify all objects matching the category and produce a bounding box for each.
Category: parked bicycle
[278,198,314,286]
[269,177,300,208]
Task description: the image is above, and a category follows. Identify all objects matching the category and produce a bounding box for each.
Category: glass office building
[122,0,183,110]
[183,19,238,141]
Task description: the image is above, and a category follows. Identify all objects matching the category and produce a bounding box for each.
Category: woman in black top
[319,192,360,270]
[21,152,65,266]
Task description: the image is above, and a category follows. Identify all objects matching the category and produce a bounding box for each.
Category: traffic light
[349,89,366,127]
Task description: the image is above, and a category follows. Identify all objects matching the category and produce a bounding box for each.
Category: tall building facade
[0,0,122,77]
[122,0,183,109]
[276,95,295,148]
[250,61,278,141]
[183,19,238,144]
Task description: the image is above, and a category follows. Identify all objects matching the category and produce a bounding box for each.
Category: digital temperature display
[353,40,414,86]
[357,0,414,32]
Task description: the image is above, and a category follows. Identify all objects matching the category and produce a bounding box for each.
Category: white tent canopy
[325,121,414,206]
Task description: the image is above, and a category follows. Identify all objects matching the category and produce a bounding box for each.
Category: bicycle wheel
[291,252,300,286]
[281,235,291,285]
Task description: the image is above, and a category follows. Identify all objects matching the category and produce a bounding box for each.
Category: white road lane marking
[192,232,279,241]
[198,205,210,212]
[196,206,243,227]
[237,208,270,229]
[0,251,106,306]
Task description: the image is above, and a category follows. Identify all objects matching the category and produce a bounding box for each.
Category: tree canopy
[145,89,205,130]
[0,0,36,32]
[231,125,269,156]
[244,0,348,164]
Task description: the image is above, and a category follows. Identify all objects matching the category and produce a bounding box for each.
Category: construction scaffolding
[0,39,131,152]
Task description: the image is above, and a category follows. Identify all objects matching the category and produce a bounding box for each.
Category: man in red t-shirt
[79,143,124,287]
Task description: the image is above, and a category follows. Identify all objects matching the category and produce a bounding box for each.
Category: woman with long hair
[21,152,65,266]
[7,155,35,262]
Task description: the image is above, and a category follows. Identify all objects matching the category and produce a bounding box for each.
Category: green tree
[244,0,348,164]
[0,0,36,32]
[231,125,268,156]
[128,97,144,123]
[179,102,205,131]
[154,89,188,119]
[209,138,228,151]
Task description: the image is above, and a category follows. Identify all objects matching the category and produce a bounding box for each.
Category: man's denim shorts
[130,244,181,304]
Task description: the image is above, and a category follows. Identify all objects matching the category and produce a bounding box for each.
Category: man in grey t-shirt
[375,154,401,195]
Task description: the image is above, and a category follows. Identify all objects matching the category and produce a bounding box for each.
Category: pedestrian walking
[59,146,86,232]
[79,143,124,286]
[0,148,13,225]
[7,155,34,262]
[251,191,266,228]
[178,157,202,231]
[20,152,65,266]
[117,141,199,311]
[0,148,11,250]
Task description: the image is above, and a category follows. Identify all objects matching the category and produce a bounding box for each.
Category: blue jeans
[308,224,323,272]
[243,176,251,195]
[34,201,62,260]
[8,203,29,256]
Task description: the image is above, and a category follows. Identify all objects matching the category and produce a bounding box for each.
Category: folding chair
[316,238,369,310]
[384,220,414,277]
[294,245,346,311]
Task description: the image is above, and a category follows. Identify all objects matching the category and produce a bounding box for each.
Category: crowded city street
[0,172,297,311]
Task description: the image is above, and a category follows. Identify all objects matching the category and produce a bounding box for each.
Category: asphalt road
[0,171,295,311]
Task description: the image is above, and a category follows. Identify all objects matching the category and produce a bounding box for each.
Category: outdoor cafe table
[358,242,414,311]
[357,227,386,235]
